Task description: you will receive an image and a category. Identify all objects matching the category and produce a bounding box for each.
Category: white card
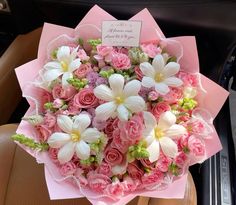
[102,20,142,47]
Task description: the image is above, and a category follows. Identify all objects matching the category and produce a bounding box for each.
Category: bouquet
[13,5,229,205]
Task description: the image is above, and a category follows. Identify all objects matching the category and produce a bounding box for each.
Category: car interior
[0,1,236,205]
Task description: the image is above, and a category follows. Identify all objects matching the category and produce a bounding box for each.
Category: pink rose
[151,102,171,120]
[87,172,112,192]
[162,87,182,104]
[156,153,172,172]
[105,180,124,197]
[104,119,115,139]
[141,43,161,58]
[73,88,98,108]
[188,136,205,157]
[35,124,52,141]
[52,84,77,101]
[127,162,144,180]
[48,148,59,163]
[111,129,130,153]
[97,45,113,57]
[148,90,159,101]
[74,63,92,79]
[43,113,56,128]
[134,66,143,81]
[40,90,53,110]
[119,113,144,142]
[96,162,112,177]
[77,49,90,61]
[141,170,164,186]
[105,147,123,166]
[174,152,188,167]
[111,53,131,70]
[60,162,77,176]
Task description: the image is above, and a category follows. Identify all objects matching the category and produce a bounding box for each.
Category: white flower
[94,74,145,121]
[140,54,183,95]
[43,46,81,86]
[142,111,186,162]
[47,114,102,164]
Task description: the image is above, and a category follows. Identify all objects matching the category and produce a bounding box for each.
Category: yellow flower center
[154,127,164,140]
[155,73,164,82]
[115,96,124,105]
[60,61,69,72]
[71,130,81,142]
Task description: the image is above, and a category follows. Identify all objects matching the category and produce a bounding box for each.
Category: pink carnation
[96,162,112,177]
[60,162,77,176]
[105,180,124,197]
[141,170,164,186]
[188,135,205,157]
[111,53,131,70]
[122,176,139,192]
[156,154,172,172]
[178,71,199,87]
[174,152,188,167]
[74,63,92,79]
[73,88,98,108]
[43,113,56,128]
[119,113,144,143]
[87,172,112,192]
[162,87,183,104]
[141,43,161,58]
[111,129,130,153]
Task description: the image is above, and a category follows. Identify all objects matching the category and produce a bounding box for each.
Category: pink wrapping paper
[14,5,229,205]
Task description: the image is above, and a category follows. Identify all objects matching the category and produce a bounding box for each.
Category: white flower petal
[57,46,70,61]
[44,61,61,70]
[155,82,170,95]
[140,62,155,77]
[47,133,71,148]
[159,137,178,158]
[164,124,187,138]
[58,141,75,164]
[62,72,73,87]
[109,74,124,96]
[163,62,180,77]
[43,69,63,82]
[124,96,145,113]
[123,80,141,97]
[75,140,90,160]
[94,85,114,101]
[152,54,164,73]
[69,58,81,72]
[147,140,160,163]
[82,128,101,143]
[73,114,91,133]
[143,134,155,146]
[57,115,73,133]
[142,76,155,88]
[164,77,183,87]
[143,111,157,132]
[117,104,129,121]
[158,111,176,131]
[95,101,117,121]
